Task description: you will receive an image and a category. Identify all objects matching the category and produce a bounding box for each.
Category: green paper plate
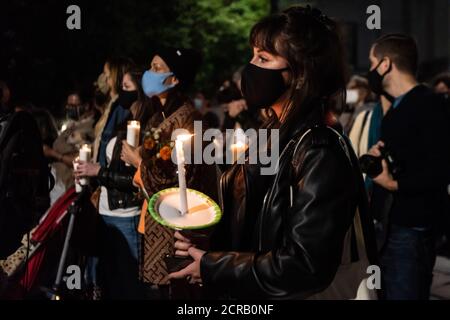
[148,187,222,230]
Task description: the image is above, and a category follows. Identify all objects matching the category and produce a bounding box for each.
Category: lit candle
[79,144,91,186]
[126,121,140,166]
[230,142,247,163]
[230,129,247,163]
[73,157,82,193]
[127,120,141,147]
[175,134,191,215]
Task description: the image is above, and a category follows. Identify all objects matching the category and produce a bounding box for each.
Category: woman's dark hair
[105,56,135,95]
[150,87,192,121]
[66,90,84,104]
[124,67,154,125]
[250,6,348,136]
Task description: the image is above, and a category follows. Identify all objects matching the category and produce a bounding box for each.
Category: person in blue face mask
[120,47,219,300]
[139,48,202,112]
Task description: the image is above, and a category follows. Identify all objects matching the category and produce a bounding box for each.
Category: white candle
[73,157,82,193]
[175,135,190,215]
[79,144,91,186]
[127,120,140,147]
[230,129,247,163]
[230,142,247,163]
[126,121,140,166]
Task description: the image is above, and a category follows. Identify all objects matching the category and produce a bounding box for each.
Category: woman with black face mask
[74,67,152,299]
[170,6,379,300]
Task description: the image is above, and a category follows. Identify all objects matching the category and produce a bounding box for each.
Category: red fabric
[6,188,78,298]
[32,187,77,242]
[18,244,47,293]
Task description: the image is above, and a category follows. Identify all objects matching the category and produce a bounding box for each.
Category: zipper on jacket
[258,139,296,251]
[258,129,313,251]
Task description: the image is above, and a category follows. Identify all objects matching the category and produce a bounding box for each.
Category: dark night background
[0,0,269,117]
[1,0,449,117]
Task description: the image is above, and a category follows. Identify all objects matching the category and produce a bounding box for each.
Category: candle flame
[176,134,193,142]
[233,142,246,148]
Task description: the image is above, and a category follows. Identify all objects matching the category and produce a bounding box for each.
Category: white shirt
[99,137,140,217]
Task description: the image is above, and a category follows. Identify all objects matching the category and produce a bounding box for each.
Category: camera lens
[359,154,383,178]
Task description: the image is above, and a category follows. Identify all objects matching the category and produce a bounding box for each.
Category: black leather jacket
[96,131,140,210]
[201,123,378,299]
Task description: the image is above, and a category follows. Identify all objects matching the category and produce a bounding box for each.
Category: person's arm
[120,141,142,168]
[199,142,355,299]
[43,144,76,166]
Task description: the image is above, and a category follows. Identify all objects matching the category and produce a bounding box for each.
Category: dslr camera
[359,146,401,179]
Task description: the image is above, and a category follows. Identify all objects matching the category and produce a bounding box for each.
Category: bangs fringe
[249,15,285,56]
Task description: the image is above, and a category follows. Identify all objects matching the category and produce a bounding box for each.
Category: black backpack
[0,111,51,258]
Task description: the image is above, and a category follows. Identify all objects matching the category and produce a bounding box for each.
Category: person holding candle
[92,57,134,164]
[169,6,379,300]
[120,47,218,299]
[74,67,152,299]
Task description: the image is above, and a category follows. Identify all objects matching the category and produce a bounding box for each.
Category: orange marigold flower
[159,145,172,161]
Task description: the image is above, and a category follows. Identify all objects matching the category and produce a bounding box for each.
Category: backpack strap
[357,110,371,156]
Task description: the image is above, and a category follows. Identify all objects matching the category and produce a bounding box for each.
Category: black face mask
[66,106,81,120]
[367,59,394,102]
[241,63,289,109]
[118,90,138,110]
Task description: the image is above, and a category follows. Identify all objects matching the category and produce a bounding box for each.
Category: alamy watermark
[366,5,381,30]
[66,5,381,31]
[64,265,81,290]
[170,121,280,176]
[66,5,81,30]
[63,264,381,292]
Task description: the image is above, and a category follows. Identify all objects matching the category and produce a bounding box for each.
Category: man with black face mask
[365,34,450,300]
[45,92,95,203]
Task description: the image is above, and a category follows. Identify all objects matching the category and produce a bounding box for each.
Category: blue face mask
[141,70,176,98]
[194,98,203,110]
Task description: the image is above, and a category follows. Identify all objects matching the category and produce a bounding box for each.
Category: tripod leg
[52,203,77,298]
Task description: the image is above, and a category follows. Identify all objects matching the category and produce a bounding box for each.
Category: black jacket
[381,85,450,228]
[0,111,50,258]
[201,123,378,299]
[96,130,141,210]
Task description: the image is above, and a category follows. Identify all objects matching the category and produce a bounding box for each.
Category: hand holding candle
[127,121,140,147]
[126,121,140,166]
[78,144,91,186]
[73,157,82,193]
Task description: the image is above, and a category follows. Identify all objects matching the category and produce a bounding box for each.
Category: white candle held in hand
[230,129,247,163]
[230,142,247,164]
[127,121,140,147]
[73,157,82,193]
[175,135,191,216]
[79,144,91,186]
[126,121,140,166]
